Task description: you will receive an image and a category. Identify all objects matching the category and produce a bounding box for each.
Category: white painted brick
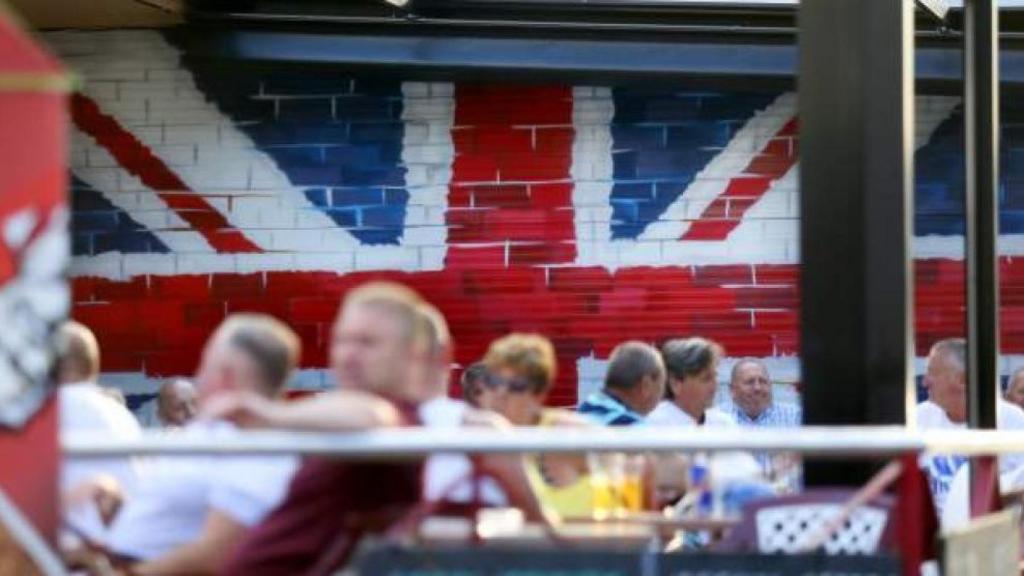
[419,246,446,270]
[427,123,452,145]
[409,185,449,207]
[401,205,430,226]
[155,231,214,252]
[123,254,177,277]
[569,184,605,209]
[231,195,280,215]
[404,100,454,120]
[641,220,685,241]
[67,147,90,173]
[150,144,196,167]
[247,157,291,190]
[73,168,120,194]
[153,108,225,124]
[80,81,120,101]
[146,68,195,82]
[403,122,430,145]
[401,82,430,98]
[176,254,236,275]
[69,253,123,280]
[176,165,250,189]
[235,229,274,250]
[576,241,620,268]
[76,67,146,82]
[426,167,454,187]
[404,144,452,164]
[293,252,355,272]
[400,225,447,246]
[728,240,789,263]
[117,82,179,101]
[354,247,419,271]
[258,208,299,228]
[236,254,297,273]
[270,229,330,252]
[404,165,429,186]
[761,219,798,240]
[163,124,220,145]
[575,222,597,242]
[661,242,731,265]
[428,83,454,98]
[619,241,662,266]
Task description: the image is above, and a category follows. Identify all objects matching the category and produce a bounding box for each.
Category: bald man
[57,321,141,543]
[156,379,197,428]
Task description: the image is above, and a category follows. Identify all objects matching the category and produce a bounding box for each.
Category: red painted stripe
[71,257,1024,404]
[70,94,262,254]
[445,85,576,269]
[682,118,798,241]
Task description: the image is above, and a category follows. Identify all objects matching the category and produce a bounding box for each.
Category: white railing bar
[61,426,1024,459]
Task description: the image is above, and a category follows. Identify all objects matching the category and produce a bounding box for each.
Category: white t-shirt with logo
[916,399,1024,516]
[107,420,298,560]
[645,401,736,427]
[60,382,143,543]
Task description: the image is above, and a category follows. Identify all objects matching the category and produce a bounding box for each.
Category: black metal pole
[799,0,915,485]
[963,0,999,432]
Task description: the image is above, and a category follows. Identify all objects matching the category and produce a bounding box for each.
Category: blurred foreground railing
[62,425,1024,459]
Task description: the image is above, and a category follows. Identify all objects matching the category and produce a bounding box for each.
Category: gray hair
[661,337,723,399]
[604,341,664,392]
[930,338,966,373]
[730,357,768,385]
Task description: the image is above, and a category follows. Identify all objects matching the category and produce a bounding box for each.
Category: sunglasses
[482,372,534,394]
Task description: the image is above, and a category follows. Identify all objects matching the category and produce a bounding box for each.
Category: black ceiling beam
[169,24,1024,90]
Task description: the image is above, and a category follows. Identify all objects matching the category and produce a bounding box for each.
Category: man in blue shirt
[725,359,802,484]
[726,359,801,428]
[578,341,665,426]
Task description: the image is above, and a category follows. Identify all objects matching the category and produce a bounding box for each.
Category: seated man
[647,338,735,428]
[154,378,197,428]
[212,284,552,574]
[578,341,665,426]
[1003,366,1024,411]
[57,321,141,544]
[101,314,301,575]
[725,359,800,428]
[724,358,801,481]
[917,338,1024,519]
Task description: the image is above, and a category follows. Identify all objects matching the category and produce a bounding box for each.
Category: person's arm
[201,389,402,431]
[130,509,245,575]
[460,408,559,527]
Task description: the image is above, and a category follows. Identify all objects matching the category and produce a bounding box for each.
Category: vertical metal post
[963,0,1000,515]
[963,0,1000,432]
[799,0,915,484]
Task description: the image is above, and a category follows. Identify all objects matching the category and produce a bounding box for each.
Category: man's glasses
[482,372,534,394]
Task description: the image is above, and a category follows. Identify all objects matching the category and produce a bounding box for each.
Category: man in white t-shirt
[103,314,301,574]
[57,321,142,544]
[916,337,1024,517]
[647,338,736,428]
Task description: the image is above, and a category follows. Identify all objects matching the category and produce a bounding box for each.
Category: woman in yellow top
[479,333,595,519]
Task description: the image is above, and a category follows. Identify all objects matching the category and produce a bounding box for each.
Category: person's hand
[200,391,278,428]
[64,475,124,526]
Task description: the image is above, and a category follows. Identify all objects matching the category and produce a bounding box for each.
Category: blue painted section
[608,90,778,239]
[177,59,410,245]
[70,176,169,255]
[914,106,1024,236]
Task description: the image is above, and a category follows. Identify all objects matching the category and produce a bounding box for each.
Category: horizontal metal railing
[62,426,1024,459]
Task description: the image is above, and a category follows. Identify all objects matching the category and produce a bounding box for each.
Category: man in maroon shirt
[215,282,442,575]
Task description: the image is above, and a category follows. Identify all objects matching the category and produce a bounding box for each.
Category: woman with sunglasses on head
[479,333,595,519]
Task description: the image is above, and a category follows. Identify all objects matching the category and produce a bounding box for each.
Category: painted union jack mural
[49,30,1024,407]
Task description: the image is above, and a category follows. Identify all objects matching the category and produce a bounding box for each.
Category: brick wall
[47,29,1024,411]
